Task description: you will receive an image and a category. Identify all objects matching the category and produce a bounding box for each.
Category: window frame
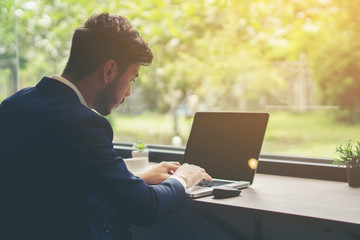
[114,142,346,182]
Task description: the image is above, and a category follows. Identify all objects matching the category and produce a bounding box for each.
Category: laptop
[182,112,269,198]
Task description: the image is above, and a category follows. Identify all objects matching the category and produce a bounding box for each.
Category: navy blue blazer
[0,77,185,240]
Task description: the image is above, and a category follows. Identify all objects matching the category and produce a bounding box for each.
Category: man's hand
[135,161,180,185]
[173,163,212,188]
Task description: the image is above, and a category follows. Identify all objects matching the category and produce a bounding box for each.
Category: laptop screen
[182,112,269,184]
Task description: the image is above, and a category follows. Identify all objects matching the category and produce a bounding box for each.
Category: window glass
[1,0,359,159]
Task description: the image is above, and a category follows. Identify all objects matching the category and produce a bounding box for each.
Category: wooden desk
[129,173,360,240]
[186,173,360,236]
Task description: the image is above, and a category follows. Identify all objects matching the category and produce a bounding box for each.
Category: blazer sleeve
[60,110,186,226]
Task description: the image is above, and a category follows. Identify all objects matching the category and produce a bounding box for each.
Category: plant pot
[123,157,149,173]
[346,167,360,187]
[132,150,149,158]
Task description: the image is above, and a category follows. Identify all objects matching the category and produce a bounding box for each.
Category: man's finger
[164,162,181,171]
[202,173,213,181]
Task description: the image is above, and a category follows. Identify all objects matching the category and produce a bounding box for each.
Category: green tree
[112,0,287,112]
[310,0,360,122]
[3,0,358,118]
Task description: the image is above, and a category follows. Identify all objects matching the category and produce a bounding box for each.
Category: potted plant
[132,140,149,158]
[334,140,360,187]
[122,141,149,173]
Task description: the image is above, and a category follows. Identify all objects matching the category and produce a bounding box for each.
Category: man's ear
[102,59,118,84]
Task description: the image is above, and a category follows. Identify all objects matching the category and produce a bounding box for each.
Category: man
[0,13,211,240]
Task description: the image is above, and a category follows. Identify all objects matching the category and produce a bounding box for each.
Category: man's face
[94,63,140,116]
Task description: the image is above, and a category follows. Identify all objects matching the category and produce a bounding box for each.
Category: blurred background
[1,0,360,158]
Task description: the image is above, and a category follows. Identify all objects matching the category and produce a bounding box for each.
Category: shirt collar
[50,74,88,107]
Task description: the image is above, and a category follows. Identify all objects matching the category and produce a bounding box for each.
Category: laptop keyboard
[196,179,234,187]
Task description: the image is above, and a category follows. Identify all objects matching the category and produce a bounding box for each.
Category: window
[1,0,359,163]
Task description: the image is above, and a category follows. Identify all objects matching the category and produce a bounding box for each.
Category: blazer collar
[36,77,81,103]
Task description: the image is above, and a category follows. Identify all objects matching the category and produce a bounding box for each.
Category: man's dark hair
[63,13,153,80]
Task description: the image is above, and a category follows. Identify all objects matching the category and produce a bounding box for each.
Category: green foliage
[334,140,360,168]
[1,0,290,109]
[309,0,360,123]
[311,32,360,122]
[132,140,147,152]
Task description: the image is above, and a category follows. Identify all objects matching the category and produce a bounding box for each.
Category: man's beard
[93,79,121,116]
